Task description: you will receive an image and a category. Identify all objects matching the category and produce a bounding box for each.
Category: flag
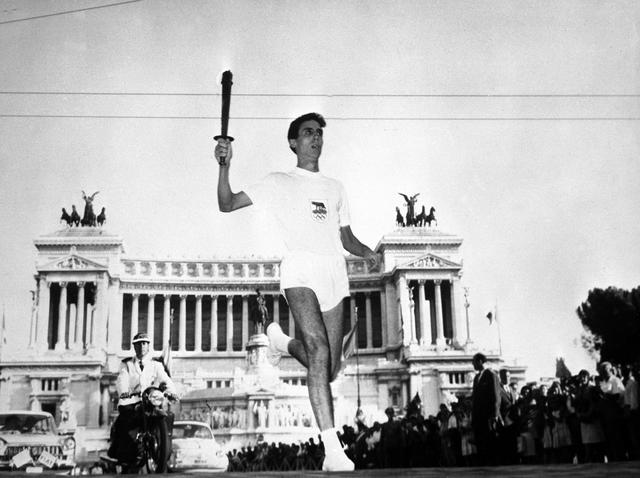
[486,304,498,325]
[342,317,359,361]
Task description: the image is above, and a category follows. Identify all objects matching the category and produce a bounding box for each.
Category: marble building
[0,222,524,443]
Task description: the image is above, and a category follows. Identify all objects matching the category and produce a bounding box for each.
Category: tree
[576,286,640,365]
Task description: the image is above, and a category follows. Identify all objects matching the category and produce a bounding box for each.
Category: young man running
[216,112,380,471]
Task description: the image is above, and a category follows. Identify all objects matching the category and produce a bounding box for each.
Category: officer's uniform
[108,333,177,463]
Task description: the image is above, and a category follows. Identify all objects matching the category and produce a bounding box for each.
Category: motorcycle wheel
[142,418,169,474]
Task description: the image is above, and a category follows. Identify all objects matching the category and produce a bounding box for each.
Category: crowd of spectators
[224,360,639,471]
[226,438,324,471]
[339,361,640,469]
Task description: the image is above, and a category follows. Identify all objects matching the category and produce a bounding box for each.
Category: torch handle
[214,70,235,165]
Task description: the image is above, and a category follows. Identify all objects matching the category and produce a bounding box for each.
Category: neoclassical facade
[0,224,524,442]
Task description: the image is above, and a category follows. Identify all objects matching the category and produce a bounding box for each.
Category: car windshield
[0,414,55,434]
[173,423,213,439]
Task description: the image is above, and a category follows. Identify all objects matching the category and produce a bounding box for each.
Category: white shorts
[280,251,349,312]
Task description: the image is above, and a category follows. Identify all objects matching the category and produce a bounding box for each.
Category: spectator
[623,366,640,459]
[471,352,501,466]
[598,361,626,461]
[498,368,519,465]
[574,370,606,463]
[379,407,405,468]
[459,398,478,466]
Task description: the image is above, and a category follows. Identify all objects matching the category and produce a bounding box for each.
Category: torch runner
[214,70,234,166]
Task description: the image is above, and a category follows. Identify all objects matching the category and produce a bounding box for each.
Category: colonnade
[121,290,385,352]
[397,277,461,347]
[122,292,293,352]
[30,279,106,351]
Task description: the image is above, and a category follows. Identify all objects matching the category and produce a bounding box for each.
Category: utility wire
[0,91,638,98]
[0,0,142,26]
[1,114,638,121]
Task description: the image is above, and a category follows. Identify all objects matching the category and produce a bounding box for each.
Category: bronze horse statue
[395,207,405,227]
[415,206,437,227]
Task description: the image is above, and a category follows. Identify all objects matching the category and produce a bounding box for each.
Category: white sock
[320,427,343,452]
[266,322,292,354]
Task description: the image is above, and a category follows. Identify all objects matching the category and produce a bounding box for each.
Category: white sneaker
[321,449,355,472]
[265,322,284,365]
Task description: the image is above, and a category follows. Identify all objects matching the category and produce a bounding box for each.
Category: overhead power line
[0,0,142,26]
[0,91,638,98]
[1,114,638,121]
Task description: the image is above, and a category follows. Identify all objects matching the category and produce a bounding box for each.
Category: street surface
[2,461,640,477]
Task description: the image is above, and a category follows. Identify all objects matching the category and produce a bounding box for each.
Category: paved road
[2,462,640,477]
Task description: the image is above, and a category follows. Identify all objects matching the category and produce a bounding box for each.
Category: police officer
[108,332,177,464]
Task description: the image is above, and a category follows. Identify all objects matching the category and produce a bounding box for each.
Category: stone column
[29,292,37,348]
[75,282,85,349]
[417,280,428,346]
[179,294,187,352]
[272,294,280,324]
[242,295,249,348]
[226,295,234,351]
[162,294,171,349]
[434,280,445,348]
[68,304,77,348]
[86,304,95,347]
[210,295,218,352]
[195,295,202,352]
[379,289,388,348]
[365,292,373,349]
[100,386,111,427]
[37,279,50,350]
[450,277,464,347]
[94,275,109,349]
[147,294,156,350]
[289,308,295,338]
[106,281,122,353]
[55,282,68,351]
[396,275,411,346]
[131,294,139,342]
[409,286,418,345]
[384,282,398,348]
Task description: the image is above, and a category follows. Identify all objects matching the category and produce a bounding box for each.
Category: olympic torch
[214,70,234,166]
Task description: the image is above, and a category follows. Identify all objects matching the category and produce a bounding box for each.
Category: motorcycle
[103,386,177,474]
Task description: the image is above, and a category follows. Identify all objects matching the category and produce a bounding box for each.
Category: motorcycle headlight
[63,437,76,452]
[148,389,165,408]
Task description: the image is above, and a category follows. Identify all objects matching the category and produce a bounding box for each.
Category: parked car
[0,411,76,470]
[169,421,228,472]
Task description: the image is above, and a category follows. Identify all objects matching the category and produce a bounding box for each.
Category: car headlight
[62,437,76,453]
[0,438,6,456]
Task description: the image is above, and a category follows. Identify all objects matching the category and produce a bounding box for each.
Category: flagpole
[354,306,361,411]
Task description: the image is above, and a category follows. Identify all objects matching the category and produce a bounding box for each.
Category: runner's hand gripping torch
[214,70,234,166]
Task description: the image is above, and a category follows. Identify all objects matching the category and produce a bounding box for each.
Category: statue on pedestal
[253,289,268,335]
[81,190,99,227]
[399,192,420,226]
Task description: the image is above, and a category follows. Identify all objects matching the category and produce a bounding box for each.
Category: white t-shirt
[244,167,350,256]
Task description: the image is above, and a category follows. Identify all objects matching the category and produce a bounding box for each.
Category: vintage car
[0,411,76,470]
[169,421,228,472]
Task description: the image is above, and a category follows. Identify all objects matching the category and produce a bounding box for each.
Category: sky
[0,0,639,380]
